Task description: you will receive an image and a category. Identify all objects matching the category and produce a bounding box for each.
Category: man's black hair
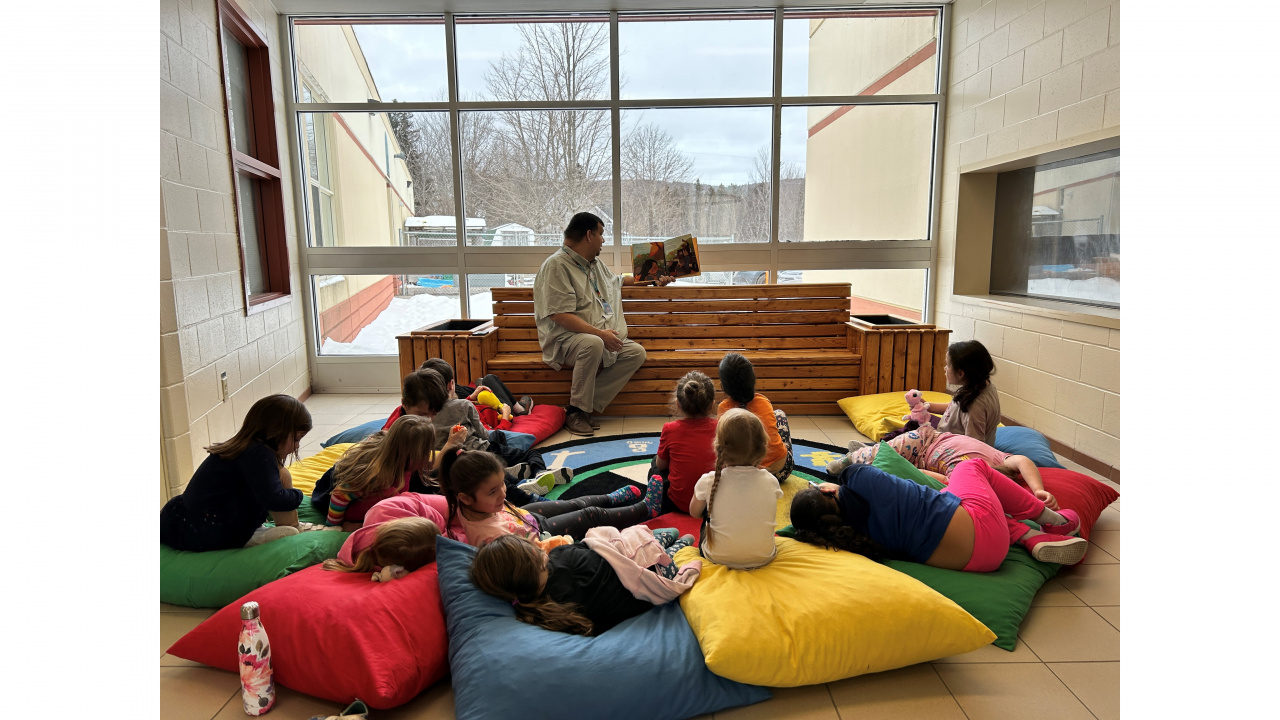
[564,212,604,243]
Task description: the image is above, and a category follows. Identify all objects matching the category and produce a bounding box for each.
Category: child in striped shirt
[311,414,465,530]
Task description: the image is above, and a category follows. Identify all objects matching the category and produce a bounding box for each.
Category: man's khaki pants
[555,334,647,414]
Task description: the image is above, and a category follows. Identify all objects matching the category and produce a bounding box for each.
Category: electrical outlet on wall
[220,371,229,401]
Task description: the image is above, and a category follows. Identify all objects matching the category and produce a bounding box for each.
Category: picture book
[630,234,701,283]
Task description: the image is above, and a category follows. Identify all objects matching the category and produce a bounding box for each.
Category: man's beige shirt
[533,245,627,370]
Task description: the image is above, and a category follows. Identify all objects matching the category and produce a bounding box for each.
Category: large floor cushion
[437,538,771,720]
[994,426,1066,469]
[674,537,994,687]
[287,443,355,496]
[836,391,953,441]
[322,419,384,448]
[160,532,348,608]
[507,404,565,444]
[167,563,449,709]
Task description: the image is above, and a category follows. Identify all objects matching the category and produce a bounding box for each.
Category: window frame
[281,6,948,379]
[988,148,1120,309]
[219,0,292,314]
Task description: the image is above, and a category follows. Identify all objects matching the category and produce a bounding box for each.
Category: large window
[219,0,291,311]
[289,8,945,365]
[990,150,1120,308]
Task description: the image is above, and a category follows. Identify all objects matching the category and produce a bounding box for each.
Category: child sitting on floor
[160,394,312,552]
[438,448,665,547]
[469,533,700,636]
[717,352,794,481]
[419,358,533,430]
[689,408,783,570]
[311,415,463,530]
[646,371,718,515]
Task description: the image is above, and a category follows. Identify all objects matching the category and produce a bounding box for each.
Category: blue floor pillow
[321,418,385,448]
[436,538,771,720]
[994,426,1066,469]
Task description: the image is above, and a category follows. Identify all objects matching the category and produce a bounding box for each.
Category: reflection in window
[990,151,1120,307]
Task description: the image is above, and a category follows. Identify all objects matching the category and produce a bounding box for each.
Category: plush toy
[372,565,408,583]
[904,389,932,425]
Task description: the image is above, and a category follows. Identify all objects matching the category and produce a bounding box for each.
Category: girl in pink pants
[791,459,1088,571]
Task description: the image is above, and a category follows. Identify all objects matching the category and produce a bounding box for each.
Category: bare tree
[469,23,613,234]
[620,122,694,238]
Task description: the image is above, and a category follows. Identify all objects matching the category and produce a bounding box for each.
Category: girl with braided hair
[688,409,781,569]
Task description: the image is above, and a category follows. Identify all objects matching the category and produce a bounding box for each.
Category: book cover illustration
[631,234,701,283]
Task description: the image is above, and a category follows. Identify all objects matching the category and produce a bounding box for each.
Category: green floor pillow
[160,530,348,608]
[778,442,1058,650]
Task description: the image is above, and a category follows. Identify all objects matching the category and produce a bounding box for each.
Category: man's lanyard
[561,246,613,317]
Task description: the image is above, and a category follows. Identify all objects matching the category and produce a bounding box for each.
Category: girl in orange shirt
[717,353,793,482]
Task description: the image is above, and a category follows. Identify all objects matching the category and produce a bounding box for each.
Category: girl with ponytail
[436,447,665,549]
[646,371,718,515]
[688,408,782,569]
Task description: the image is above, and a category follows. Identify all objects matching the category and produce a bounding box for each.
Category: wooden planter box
[847,315,952,396]
[395,319,498,386]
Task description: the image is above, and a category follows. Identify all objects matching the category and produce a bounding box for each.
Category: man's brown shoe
[565,411,595,436]
[587,414,602,429]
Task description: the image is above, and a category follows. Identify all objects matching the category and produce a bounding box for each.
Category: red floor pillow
[509,404,566,444]
[647,511,703,544]
[167,564,448,709]
[1038,467,1120,542]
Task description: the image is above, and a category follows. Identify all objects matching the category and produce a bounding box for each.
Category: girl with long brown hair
[159,394,312,552]
[312,414,461,529]
[470,534,677,636]
[688,408,782,569]
[437,448,663,548]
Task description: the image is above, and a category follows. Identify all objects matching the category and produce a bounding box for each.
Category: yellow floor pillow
[674,538,994,687]
[835,391,953,441]
[287,443,355,496]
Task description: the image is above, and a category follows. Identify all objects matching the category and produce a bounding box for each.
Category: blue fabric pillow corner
[321,418,385,448]
[435,538,771,720]
[994,426,1066,469]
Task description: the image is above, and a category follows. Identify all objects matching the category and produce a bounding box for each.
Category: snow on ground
[1027,276,1118,304]
[321,291,494,355]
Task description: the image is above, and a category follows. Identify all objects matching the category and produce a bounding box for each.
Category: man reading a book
[533,211,673,436]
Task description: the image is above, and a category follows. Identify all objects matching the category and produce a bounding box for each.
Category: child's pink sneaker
[1022,533,1088,565]
[1040,509,1081,536]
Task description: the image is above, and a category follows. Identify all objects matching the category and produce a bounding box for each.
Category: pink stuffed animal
[904,390,932,425]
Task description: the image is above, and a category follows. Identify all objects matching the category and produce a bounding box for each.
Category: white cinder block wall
[160,0,310,503]
[933,0,1120,472]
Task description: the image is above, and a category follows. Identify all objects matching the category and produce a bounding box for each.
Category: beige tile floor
[162,393,1120,720]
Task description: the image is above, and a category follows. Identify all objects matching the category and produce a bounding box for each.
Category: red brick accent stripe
[319,275,397,344]
[807,38,938,138]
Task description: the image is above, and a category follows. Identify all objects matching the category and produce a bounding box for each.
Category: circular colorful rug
[536,433,853,527]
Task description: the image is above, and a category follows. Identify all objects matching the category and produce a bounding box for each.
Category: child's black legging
[524,495,649,542]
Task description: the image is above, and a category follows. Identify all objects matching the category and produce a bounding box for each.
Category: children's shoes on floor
[1022,533,1089,565]
[309,699,368,720]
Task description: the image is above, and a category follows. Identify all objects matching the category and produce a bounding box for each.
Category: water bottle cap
[240,601,260,620]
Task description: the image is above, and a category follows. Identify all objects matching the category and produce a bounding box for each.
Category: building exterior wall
[161,0,311,503]
[293,28,415,319]
[934,0,1121,471]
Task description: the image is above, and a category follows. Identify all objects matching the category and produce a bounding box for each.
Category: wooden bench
[459,283,949,416]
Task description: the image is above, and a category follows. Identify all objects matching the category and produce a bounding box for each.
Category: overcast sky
[346,18,819,185]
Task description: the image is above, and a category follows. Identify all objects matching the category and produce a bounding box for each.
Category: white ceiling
[272,0,950,15]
